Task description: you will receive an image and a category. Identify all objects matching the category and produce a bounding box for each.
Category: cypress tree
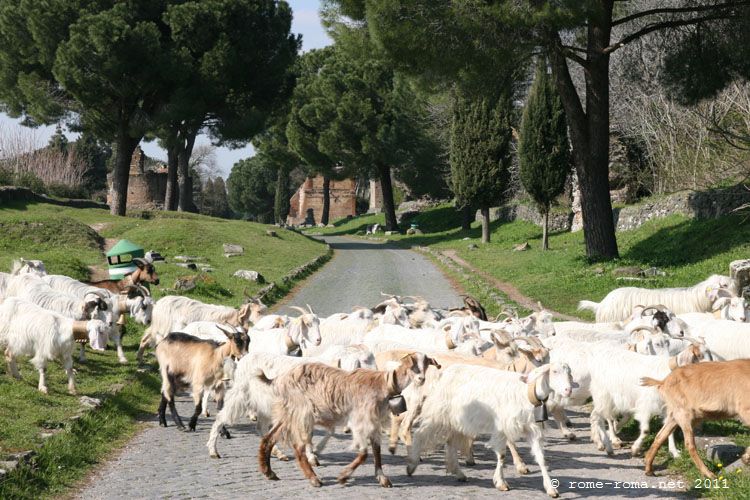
[450,93,512,243]
[518,58,571,250]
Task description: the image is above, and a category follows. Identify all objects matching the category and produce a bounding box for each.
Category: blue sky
[0,0,332,178]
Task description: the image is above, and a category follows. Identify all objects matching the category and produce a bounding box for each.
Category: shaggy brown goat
[258,353,440,488]
[642,359,750,478]
[87,258,159,293]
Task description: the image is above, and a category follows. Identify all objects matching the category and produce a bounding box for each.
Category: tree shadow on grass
[623,215,750,267]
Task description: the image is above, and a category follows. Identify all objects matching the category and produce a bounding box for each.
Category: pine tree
[450,93,512,243]
[518,59,571,250]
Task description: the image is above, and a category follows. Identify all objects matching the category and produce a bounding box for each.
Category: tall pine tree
[450,92,512,244]
[518,59,571,250]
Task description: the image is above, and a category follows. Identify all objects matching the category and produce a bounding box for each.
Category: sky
[0,0,332,179]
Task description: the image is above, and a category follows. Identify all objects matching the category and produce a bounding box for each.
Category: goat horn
[630,325,658,334]
[306,304,315,315]
[135,284,150,297]
[132,257,147,266]
[215,324,235,336]
[289,306,308,315]
[494,312,512,322]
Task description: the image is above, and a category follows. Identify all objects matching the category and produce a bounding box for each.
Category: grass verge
[0,200,329,498]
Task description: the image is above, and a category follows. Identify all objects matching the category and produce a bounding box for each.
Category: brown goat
[87,258,159,293]
[156,330,249,432]
[642,360,750,478]
[259,353,440,488]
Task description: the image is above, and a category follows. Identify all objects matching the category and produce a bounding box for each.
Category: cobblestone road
[76,237,689,499]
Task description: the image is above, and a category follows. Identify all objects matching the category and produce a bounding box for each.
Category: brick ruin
[107,146,168,211]
[287,176,357,225]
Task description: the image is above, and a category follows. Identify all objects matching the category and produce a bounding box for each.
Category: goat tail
[639,376,663,388]
[577,300,599,313]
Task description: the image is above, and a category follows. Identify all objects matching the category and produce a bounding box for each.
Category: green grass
[0,200,329,498]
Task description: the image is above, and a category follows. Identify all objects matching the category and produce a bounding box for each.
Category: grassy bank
[311,204,750,496]
[311,205,750,319]
[0,200,328,498]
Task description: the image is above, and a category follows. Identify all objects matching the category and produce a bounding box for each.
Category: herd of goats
[1,257,750,496]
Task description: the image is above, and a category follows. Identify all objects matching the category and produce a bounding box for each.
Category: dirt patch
[440,249,581,321]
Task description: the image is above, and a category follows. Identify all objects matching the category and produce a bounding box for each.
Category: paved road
[275,236,463,316]
[75,237,690,499]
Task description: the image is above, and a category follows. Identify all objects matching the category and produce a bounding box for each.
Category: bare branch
[612,2,750,27]
[604,13,738,55]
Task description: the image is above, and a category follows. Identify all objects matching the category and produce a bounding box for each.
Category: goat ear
[712,297,731,311]
[427,356,441,369]
[525,364,551,384]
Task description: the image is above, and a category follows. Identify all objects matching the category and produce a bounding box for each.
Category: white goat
[578,274,731,322]
[10,258,47,276]
[588,341,711,457]
[406,363,573,497]
[137,296,257,363]
[682,319,750,360]
[0,297,108,394]
[43,274,153,363]
[363,319,480,353]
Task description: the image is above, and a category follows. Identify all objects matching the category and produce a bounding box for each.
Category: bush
[0,166,14,185]
[46,183,88,199]
[14,171,47,194]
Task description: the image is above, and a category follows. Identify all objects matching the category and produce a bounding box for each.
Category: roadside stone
[468,244,479,250]
[174,262,198,270]
[41,429,63,440]
[197,265,214,272]
[641,266,666,277]
[222,244,244,257]
[593,266,605,276]
[173,255,203,262]
[265,230,278,237]
[79,396,102,409]
[706,443,745,465]
[513,242,530,252]
[174,276,198,292]
[384,230,397,235]
[730,259,750,296]
[233,270,265,283]
[612,266,643,277]
[8,450,35,464]
[0,460,18,472]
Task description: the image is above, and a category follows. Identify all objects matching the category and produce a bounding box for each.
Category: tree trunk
[321,175,331,225]
[109,125,140,216]
[461,205,473,231]
[377,163,399,232]
[481,206,490,243]
[542,209,549,250]
[274,166,290,224]
[177,129,198,212]
[546,6,619,260]
[164,144,179,211]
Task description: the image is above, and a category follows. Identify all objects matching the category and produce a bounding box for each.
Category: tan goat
[156,330,249,432]
[642,360,750,478]
[258,353,440,488]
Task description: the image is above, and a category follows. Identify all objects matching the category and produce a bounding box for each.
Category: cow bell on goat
[533,402,548,423]
[388,395,407,416]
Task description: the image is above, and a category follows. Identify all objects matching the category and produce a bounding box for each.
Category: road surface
[75,236,688,499]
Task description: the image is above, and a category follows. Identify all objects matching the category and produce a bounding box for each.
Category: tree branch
[604,13,739,55]
[612,2,750,27]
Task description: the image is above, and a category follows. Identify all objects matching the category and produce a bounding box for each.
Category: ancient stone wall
[107,146,168,210]
[481,183,750,233]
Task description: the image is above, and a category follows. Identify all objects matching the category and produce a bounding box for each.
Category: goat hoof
[378,476,392,488]
[516,466,530,475]
[39,387,49,395]
[266,472,280,481]
[276,454,290,462]
[644,469,655,477]
[495,481,510,491]
[388,446,397,455]
[311,456,320,467]
[68,389,77,396]
[406,463,417,476]
[547,488,559,498]
[336,475,349,485]
[455,474,468,482]
[465,459,476,467]
[596,444,605,451]
[566,433,577,441]
[311,477,323,487]
[210,452,220,459]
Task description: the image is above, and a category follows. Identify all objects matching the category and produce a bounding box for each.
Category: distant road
[275,235,462,315]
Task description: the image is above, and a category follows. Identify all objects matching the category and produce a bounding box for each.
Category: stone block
[233,270,265,283]
[222,244,244,257]
[706,443,745,465]
[730,259,750,297]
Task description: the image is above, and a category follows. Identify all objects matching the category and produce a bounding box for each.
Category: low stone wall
[480,183,750,233]
[0,186,108,210]
[479,204,573,233]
